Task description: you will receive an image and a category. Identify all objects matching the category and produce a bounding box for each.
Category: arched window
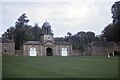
[61,47,68,56]
[29,47,37,56]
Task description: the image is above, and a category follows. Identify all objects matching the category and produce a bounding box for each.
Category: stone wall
[23,44,42,56]
[23,44,72,56]
[91,45,120,56]
[15,50,23,56]
[71,50,83,56]
[84,43,120,56]
[2,43,15,56]
[55,45,72,56]
[83,46,91,56]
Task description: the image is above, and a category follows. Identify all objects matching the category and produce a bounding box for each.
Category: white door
[61,48,67,56]
[29,47,37,56]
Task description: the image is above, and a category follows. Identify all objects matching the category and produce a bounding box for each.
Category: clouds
[0,0,118,37]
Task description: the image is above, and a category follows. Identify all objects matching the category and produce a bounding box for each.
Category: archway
[29,47,37,56]
[61,47,68,56]
[46,48,53,56]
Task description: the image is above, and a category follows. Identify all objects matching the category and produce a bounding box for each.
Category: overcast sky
[0,0,118,37]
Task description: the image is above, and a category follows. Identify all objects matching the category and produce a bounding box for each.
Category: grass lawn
[2,56,118,78]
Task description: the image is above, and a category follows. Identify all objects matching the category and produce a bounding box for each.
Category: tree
[111,1,120,24]
[65,31,96,50]
[31,23,42,41]
[14,13,30,50]
[87,31,95,43]
[2,27,15,40]
[67,32,72,37]
[2,13,43,50]
[101,1,120,42]
[102,23,120,42]
[77,31,89,44]
[66,32,72,45]
[15,13,29,27]
[94,35,101,41]
[2,13,30,50]
[111,1,120,42]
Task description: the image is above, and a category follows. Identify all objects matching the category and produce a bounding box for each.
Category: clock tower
[41,21,54,43]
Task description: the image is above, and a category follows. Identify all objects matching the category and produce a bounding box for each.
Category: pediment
[42,41,55,45]
[45,42,54,45]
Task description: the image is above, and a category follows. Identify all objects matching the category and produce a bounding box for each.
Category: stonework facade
[1,22,119,56]
[84,41,120,56]
[23,21,72,56]
[0,37,15,56]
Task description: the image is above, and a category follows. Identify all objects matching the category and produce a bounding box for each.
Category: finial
[46,19,47,22]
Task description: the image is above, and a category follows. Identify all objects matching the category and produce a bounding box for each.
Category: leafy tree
[31,23,42,41]
[66,31,96,50]
[2,27,15,40]
[111,1,120,42]
[87,31,95,43]
[2,13,30,50]
[14,13,30,50]
[111,1,120,24]
[66,32,72,46]
[2,13,43,50]
[15,13,29,26]
[67,32,72,37]
[94,35,101,41]
[101,1,120,42]
[102,23,113,41]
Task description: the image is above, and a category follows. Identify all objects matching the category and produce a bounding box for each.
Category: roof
[24,40,70,45]
[0,37,14,43]
[55,41,69,45]
[91,41,120,46]
[42,21,51,28]
[24,41,41,45]
[42,40,55,44]
[24,37,71,45]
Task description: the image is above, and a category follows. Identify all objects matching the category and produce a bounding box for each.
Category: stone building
[0,37,15,56]
[84,41,120,56]
[23,21,72,56]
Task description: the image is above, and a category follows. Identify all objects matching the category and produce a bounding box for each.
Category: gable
[45,42,54,45]
[43,41,54,45]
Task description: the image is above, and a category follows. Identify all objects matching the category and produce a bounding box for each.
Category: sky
[0,0,118,37]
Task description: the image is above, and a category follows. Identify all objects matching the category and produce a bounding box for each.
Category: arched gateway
[29,47,37,56]
[61,47,68,56]
[46,48,53,56]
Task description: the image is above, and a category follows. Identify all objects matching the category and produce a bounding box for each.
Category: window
[29,47,37,56]
[61,47,67,56]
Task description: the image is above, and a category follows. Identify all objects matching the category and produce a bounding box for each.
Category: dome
[42,21,51,28]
